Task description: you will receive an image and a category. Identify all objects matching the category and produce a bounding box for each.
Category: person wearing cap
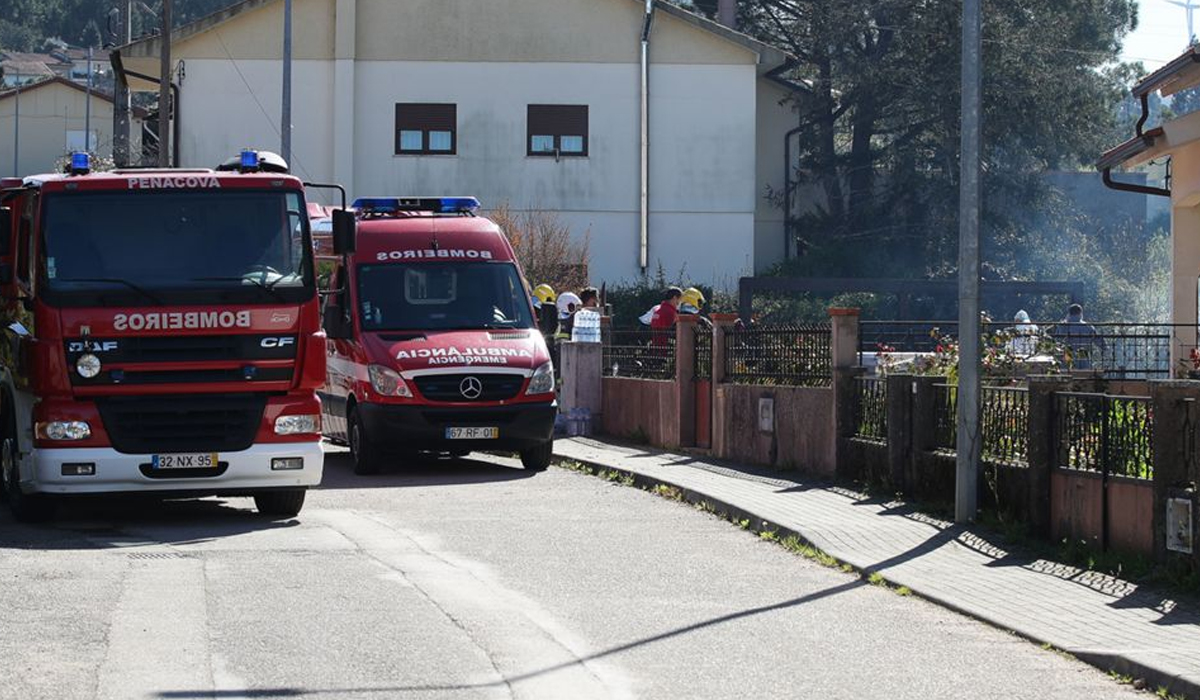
[1007,310,1039,357]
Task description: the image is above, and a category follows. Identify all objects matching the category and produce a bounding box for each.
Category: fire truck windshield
[40,190,313,306]
[356,262,535,332]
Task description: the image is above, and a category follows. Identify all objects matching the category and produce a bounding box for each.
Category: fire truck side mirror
[331,210,356,256]
[0,208,12,288]
[322,303,351,340]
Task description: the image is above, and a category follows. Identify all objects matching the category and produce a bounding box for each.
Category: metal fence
[603,329,676,380]
[859,320,1198,378]
[724,324,832,386]
[854,376,888,443]
[1054,392,1154,480]
[932,383,1029,466]
[694,325,713,380]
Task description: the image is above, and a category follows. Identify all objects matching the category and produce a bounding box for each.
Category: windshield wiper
[59,277,165,306]
[189,276,287,303]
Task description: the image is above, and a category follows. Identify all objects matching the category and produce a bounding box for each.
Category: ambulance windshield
[356,262,535,331]
[41,190,312,305]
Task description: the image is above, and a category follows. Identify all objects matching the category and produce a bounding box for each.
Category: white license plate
[445,427,499,440]
[152,452,219,469]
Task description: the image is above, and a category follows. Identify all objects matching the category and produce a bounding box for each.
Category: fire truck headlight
[368,365,412,397]
[274,414,321,436]
[525,362,555,396]
[37,421,92,441]
[76,353,102,379]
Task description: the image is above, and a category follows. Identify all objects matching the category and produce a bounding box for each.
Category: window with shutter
[394,104,457,155]
[527,105,588,157]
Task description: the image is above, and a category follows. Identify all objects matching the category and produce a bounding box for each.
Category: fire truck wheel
[1,431,54,522]
[253,489,306,518]
[348,407,382,476]
[520,442,553,472]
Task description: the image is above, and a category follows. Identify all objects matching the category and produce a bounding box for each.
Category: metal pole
[12,82,18,175]
[281,0,292,163]
[956,0,982,523]
[638,0,653,272]
[85,47,93,152]
[113,0,132,166]
[157,0,172,167]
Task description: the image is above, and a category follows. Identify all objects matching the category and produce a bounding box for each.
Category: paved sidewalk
[555,437,1200,699]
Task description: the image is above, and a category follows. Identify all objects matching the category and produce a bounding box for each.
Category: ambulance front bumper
[26,442,323,495]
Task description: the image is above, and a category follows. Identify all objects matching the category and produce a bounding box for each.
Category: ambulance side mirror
[331,210,356,256]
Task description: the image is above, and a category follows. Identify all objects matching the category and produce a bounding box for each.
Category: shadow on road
[0,495,300,551]
[317,449,538,490]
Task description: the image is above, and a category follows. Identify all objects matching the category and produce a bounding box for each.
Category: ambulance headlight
[368,365,412,397]
[525,362,555,396]
[76,353,102,379]
[37,421,92,441]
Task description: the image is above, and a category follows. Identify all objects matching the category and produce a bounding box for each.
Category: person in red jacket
[649,287,683,352]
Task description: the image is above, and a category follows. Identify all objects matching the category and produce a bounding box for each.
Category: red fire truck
[0,151,348,521]
[317,197,556,475]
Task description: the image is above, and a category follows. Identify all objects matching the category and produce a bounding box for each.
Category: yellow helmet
[533,284,557,306]
[681,287,706,311]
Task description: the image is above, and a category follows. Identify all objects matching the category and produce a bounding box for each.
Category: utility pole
[157,0,172,167]
[113,0,132,166]
[11,82,18,175]
[281,0,292,163]
[85,47,93,153]
[956,0,983,523]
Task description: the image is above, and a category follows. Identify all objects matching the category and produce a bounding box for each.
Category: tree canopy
[0,0,241,53]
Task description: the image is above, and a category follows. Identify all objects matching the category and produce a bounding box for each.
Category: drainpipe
[639,0,654,272]
[782,123,803,259]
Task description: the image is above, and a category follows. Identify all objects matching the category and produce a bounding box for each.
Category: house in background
[0,77,145,176]
[113,0,802,286]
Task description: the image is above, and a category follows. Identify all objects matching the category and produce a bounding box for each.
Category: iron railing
[603,329,676,380]
[724,324,832,386]
[859,320,1199,378]
[932,383,1029,466]
[1054,392,1153,480]
[694,325,713,380]
[854,376,888,442]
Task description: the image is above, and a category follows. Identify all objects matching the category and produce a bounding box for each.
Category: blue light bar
[69,152,90,175]
[240,149,259,170]
[351,197,482,214]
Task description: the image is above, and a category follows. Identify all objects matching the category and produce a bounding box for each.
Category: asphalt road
[0,445,1143,700]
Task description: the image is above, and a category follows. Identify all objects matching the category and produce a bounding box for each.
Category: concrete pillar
[1150,381,1199,569]
[1026,375,1073,538]
[332,0,357,194]
[560,341,603,435]
[676,316,698,447]
[829,307,860,370]
[710,313,738,458]
[909,376,942,499]
[885,374,913,490]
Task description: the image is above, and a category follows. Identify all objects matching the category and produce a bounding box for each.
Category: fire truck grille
[413,374,525,402]
[96,394,267,454]
[64,335,298,364]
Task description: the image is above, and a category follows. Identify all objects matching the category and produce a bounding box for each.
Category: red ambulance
[318,197,556,474]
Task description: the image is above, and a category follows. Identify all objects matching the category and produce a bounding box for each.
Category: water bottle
[572,309,601,343]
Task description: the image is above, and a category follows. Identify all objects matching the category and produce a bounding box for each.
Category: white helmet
[556,292,582,319]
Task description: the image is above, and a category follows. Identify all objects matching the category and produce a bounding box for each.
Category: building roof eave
[1133,46,1200,98]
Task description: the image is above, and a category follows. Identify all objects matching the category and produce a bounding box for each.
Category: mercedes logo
[459,376,484,400]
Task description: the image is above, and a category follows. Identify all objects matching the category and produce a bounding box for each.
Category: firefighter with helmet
[532,283,560,343]
[680,287,706,315]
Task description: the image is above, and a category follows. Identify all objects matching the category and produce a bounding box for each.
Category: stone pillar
[829,307,861,371]
[710,313,738,458]
[1150,381,1199,569]
[560,341,603,435]
[676,316,698,447]
[885,374,913,490]
[830,308,862,480]
[1026,375,1073,538]
[909,376,942,499]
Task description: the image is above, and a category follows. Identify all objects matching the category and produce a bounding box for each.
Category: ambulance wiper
[190,276,286,302]
[61,277,165,306]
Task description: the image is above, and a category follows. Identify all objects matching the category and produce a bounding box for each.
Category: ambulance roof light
[69,152,90,176]
[350,196,481,215]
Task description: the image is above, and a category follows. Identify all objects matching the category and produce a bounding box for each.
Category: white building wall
[350,60,757,286]
[754,80,796,273]
[176,59,335,193]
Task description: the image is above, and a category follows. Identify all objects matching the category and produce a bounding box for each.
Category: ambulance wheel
[520,442,553,472]
[2,427,54,523]
[254,489,306,518]
[348,407,382,476]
